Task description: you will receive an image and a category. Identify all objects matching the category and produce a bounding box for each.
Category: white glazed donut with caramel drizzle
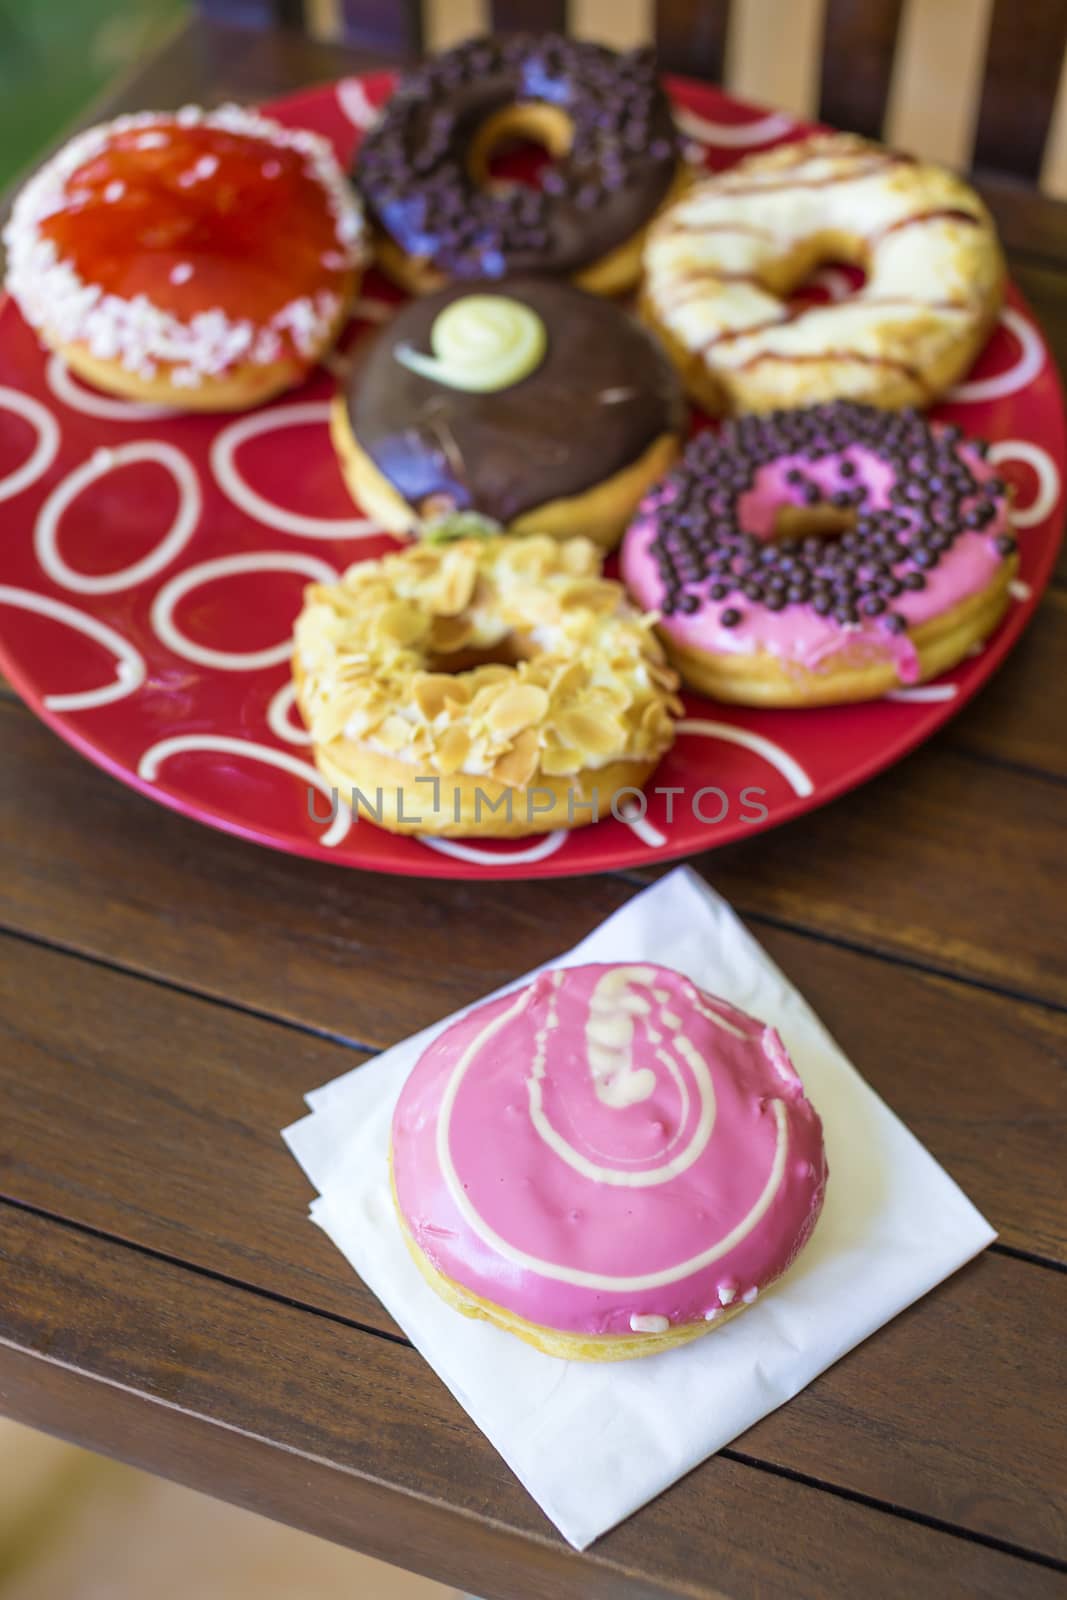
[642,132,1005,415]
[391,962,827,1360]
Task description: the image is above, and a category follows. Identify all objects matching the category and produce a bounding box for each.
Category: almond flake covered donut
[642,132,1004,414]
[622,401,1018,706]
[292,534,681,837]
[392,963,828,1360]
[4,105,366,410]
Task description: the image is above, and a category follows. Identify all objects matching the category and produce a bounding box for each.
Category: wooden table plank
[945,589,1067,779]
[733,1252,1067,1559]
[1012,260,1067,372]
[1,1205,1063,1599]
[0,931,391,1330]
[682,745,1066,1008]
[977,174,1067,268]
[0,16,1064,1594]
[1005,260,1067,589]
[0,704,632,1049]
[2,881,1064,1270]
[2,934,1065,1558]
[1,702,1065,1020]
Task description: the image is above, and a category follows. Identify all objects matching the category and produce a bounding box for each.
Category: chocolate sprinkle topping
[355,33,679,279]
[640,401,1010,637]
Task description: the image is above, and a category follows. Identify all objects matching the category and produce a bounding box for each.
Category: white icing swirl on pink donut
[392,963,827,1336]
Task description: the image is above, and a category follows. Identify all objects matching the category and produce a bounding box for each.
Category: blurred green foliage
[0,0,187,188]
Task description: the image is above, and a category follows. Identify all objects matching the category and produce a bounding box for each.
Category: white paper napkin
[283,866,994,1550]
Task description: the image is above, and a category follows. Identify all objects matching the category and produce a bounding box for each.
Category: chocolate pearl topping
[355,33,678,279]
[641,401,1011,636]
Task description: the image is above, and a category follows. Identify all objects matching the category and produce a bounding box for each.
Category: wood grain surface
[3,1210,1065,1599]
[818,0,906,140]
[1,16,1065,1600]
[1,926,1064,1558]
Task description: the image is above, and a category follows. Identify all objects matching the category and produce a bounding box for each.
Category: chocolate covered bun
[332,276,686,548]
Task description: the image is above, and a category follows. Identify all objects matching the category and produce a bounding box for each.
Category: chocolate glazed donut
[332,276,686,548]
[355,33,684,295]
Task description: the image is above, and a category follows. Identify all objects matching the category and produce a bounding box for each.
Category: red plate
[0,74,1062,878]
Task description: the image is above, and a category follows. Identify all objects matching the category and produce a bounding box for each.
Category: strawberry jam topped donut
[4,105,366,409]
[356,33,683,296]
[392,963,827,1360]
[622,402,1018,706]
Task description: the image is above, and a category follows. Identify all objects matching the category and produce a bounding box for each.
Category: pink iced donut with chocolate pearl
[390,962,827,1360]
[621,401,1018,706]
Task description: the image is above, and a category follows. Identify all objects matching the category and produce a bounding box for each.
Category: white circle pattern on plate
[675,721,815,798]
[808,267,853,303]
[210,402,378,539]
[0,73,1059,879]
[46,353,179,421]
[987,439,1060,528]
[336,78,381,130]
[0,386,60,504]
[35,441,201,594]
[886,684,959,704]
[673,106,795,147]
[949,309,1046,403]
[617,800,669,849]
[151,551,338,670]
[418,832,569,866]
[137,733,353,847]
[266,679,313,745]
[0,584,146,710]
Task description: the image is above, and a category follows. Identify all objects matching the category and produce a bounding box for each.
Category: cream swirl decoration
[394,295,546,392]
[432,966,791,1292]
[525,967,719,1186]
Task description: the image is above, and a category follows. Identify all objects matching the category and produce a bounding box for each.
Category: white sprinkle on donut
[2,103,367,387]
[630,1313,671,1334]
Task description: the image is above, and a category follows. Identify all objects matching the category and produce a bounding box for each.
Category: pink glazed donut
[621,401,1018,706]
[391,962,827,1360]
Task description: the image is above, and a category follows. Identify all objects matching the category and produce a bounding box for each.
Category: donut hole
[755,232,871,307]
[467,103,574,194]
[789,259,867,309]
[426,635,531,675]
[734,454,862,546]
[770,503,857,543]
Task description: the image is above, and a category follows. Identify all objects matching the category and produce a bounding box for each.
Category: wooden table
[1,19,1065,1600]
